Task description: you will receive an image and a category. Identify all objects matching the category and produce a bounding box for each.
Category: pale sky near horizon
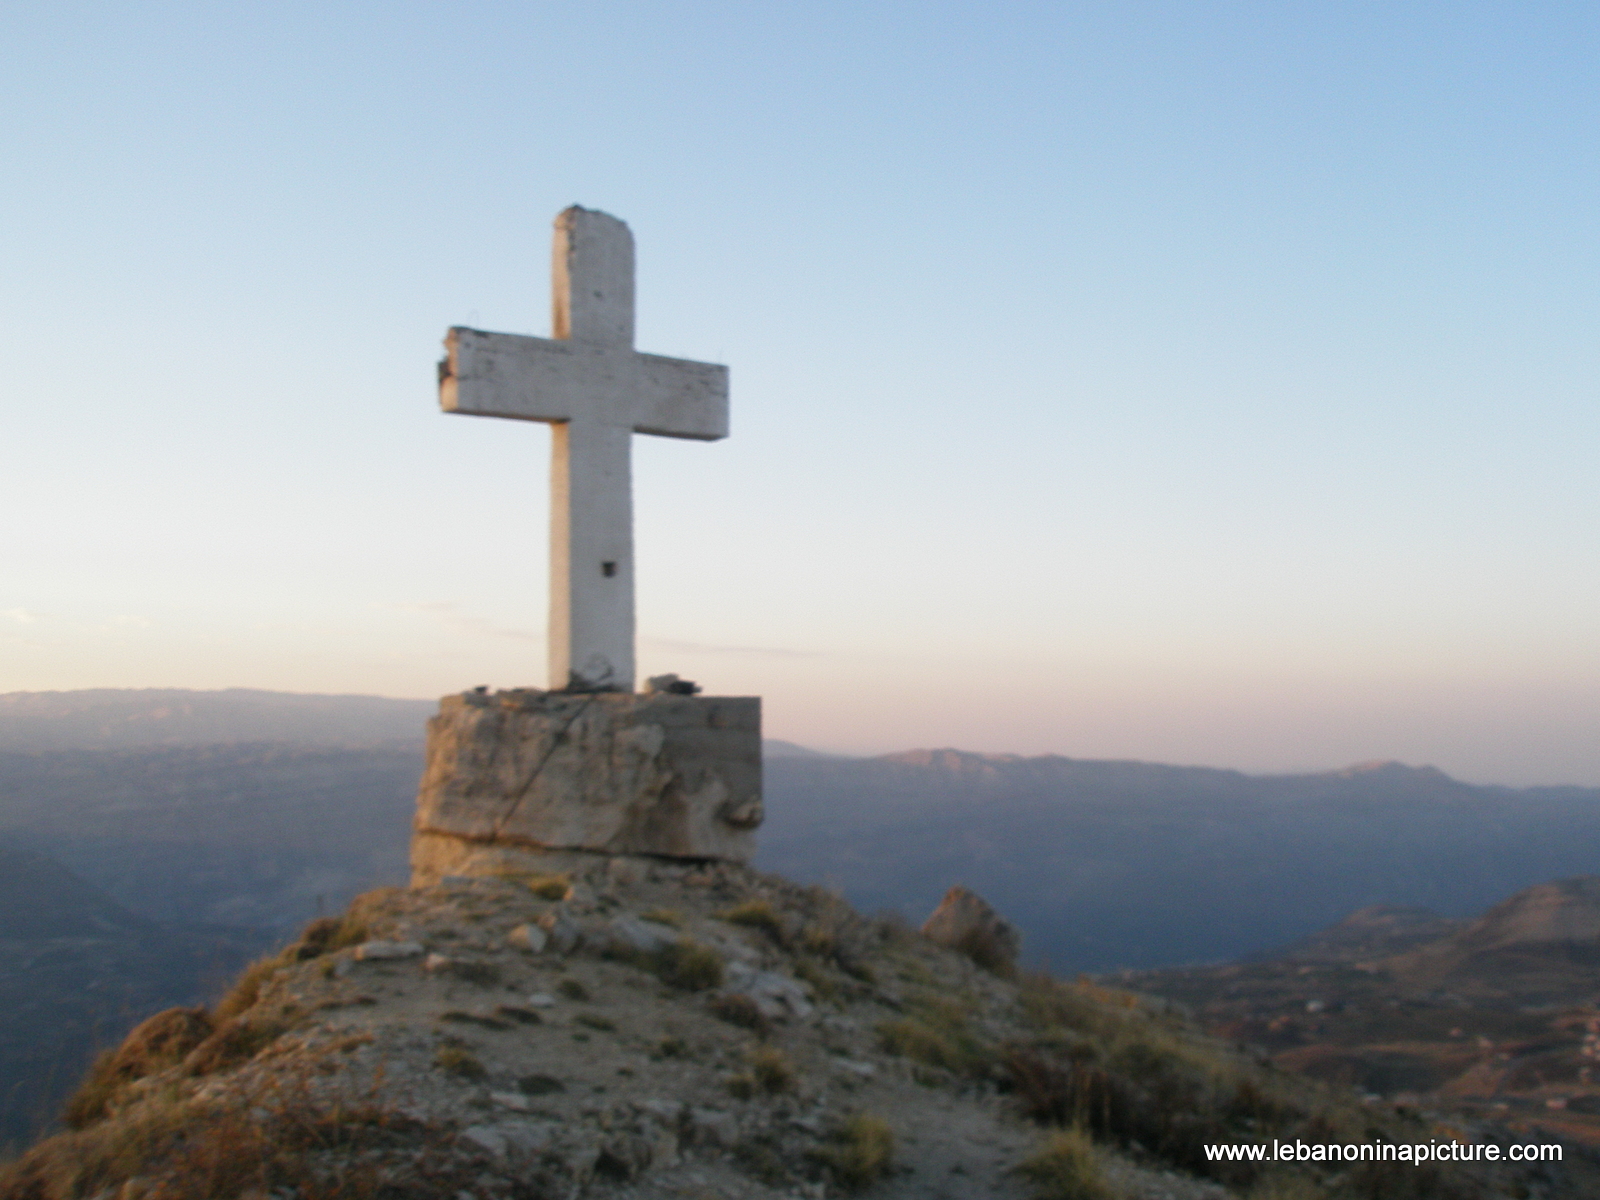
[4,3,1599,786]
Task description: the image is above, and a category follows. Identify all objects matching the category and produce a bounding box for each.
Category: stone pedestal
[411,688,762,885]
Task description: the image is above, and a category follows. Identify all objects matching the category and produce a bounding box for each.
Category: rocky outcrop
[921,885,1020,975]
[412,688,762,883]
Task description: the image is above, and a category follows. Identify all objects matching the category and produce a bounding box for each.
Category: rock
[508,923,547,953]
[460,1125,508,1158]
[422,953,454,974]
[643,674,700,695]
[353,940,424,961]
[537,910,581,955]
[687,1108,738,1147]
[526,991,556,1007]
[832,1058,876,1078]
[410,689,762,883]
[609,915,680,956]
[723,961,813,1020]
[460,1121,556,1159]
[921,886,1020,974]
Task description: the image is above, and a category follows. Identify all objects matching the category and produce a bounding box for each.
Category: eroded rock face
[412,689,761,883]
[921,885,1021,974]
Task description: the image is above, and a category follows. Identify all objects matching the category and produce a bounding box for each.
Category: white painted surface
[439,207,729,691]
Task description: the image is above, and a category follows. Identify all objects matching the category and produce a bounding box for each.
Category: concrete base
[410,689,761,885]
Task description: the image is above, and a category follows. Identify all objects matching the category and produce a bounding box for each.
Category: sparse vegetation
[433,1044,486,1080]
[438,1010,510,1031]
[443,959,501,986]
[4,1072,495,1200]
[287,913,369,961]
[576,1012,617,1031]
[748,1046,796,1093]
[212,955,283,1022]
[652,938,724,991]
[709,992,771,1034]
[877,997,986,1076]
[522,873,572,900]
[811,1113,894,1192]
[60,1007,215,1129]
[719,899,785,943]
[641,907,686,928]
[517,1073,565,1095]
[950,922,1018,976]
[186,1014,294,1076]
[1015,1128,1113,1200]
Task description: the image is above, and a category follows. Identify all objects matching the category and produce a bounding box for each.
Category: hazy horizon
[0,684,1588,791]
[6,4,1599,788]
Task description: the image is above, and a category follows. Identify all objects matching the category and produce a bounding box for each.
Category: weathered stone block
[411,688,761,884]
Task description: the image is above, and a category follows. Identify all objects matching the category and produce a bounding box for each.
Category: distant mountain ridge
[759,748,1600,970]
[0,689,435,750]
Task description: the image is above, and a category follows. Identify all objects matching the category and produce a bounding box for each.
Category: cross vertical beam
[437,206,730,693]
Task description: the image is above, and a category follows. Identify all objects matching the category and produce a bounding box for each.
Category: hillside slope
[4,861,1571,1200]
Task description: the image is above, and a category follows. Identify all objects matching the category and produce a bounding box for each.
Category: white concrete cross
[438,206,729,693]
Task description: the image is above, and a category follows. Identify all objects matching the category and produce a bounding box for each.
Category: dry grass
[61,1008,215,1129]
[708,993,771,1035]
[2,1071,496,1200]
[287,913,369,961]
[951,922,1018,976]
[877,996,986,1076]
[640,907,686,928]
[811,1113,894,1192]
[1004,972,1494,1198]
[433,1044,486,1081]
[523,873,572,900]
[212,955,283,1023]
[718,899,786,943]
[748,1046,796,1093]
[652,938,724,991]
[1015,1128,1113,1200]
[185,1014,294,1076]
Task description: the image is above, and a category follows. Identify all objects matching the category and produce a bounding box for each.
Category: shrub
[641,908,686,928]
[709,993,771,1035]
[718,900,785,943]
[445,959,501,987]
[517,1073,565,1095]
[748,1046,796,1094]
[438,1011,510,1031]
[652,939,724,991]
[433,1044,486,1080]
[556,978,591,1001]
[288,913,368,961]
[523,873,572,900]
[811,1114,894,1192]
[1015,1128,1112,1200]
[877,1001,986,1076]
[2,1072,490,1200]
[1245,1174,1328,1200]
[186,1015,293,1076]
[952,922,1018,977]
[792,956,836,1001]
[213,956,284,1022]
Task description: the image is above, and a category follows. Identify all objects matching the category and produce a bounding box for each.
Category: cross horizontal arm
[440,327,728,440]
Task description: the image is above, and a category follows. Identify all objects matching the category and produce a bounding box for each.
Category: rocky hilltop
[0,856,1559,1200]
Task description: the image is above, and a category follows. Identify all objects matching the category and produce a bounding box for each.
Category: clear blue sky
[4,2,1598,784]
